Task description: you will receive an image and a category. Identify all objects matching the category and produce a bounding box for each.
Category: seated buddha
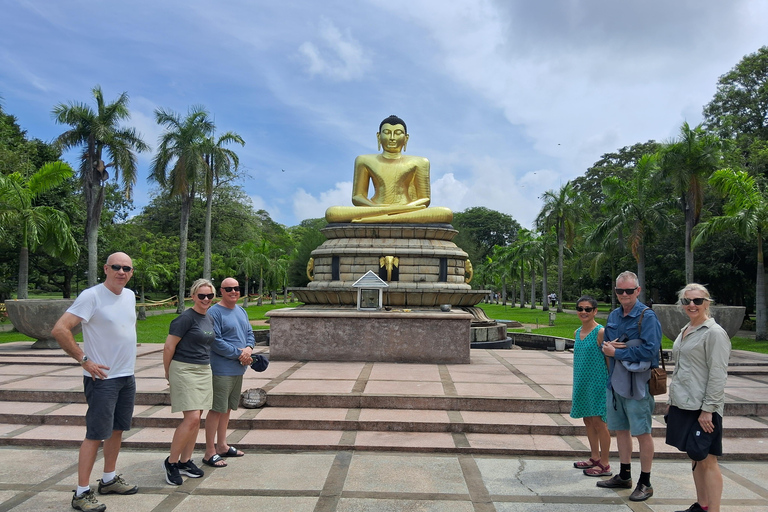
[325,115,453,224]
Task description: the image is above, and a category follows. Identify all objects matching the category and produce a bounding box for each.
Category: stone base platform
[267,307,472,363]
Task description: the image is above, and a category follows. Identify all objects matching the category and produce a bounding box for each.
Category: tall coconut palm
[0,162,80,298]
[695,169,768,340]
[202,131,244,280]
[536,181,580,312]
[659,122,723,283]
[150,106,214,313]
[589,154,674,304]
[52,86,149,287]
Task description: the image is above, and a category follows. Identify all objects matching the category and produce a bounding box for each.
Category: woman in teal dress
[570,295,612,477]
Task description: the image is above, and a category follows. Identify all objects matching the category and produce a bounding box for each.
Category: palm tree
[251,239,276,306]
[132,242,173,320]
[659,122,723,283]
[52,86,149,287]
[202,131,245,280]
[536,181,580,312]
[695,169,768,339]
[231,240,262,308]
[589,154,674,304]
[509,229,543,309]
[0,162,80,298]
[150,106,214,313]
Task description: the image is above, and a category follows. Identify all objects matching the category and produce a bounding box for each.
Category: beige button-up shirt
[669,317,731,416]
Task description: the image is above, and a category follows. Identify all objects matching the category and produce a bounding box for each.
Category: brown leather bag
[649,345,667,396]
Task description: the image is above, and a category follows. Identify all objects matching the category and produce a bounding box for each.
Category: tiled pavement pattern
[0,341,767,510]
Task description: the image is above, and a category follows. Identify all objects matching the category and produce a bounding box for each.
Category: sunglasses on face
[197,293,215,300]
[223,286,241,293]
[576,306,595,312]
[681,297,710,305]
[615,287,637,295]
[109,264,133,272]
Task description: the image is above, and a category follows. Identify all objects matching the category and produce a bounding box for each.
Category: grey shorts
[606,386,655,436]
[83,375,136,440]
[211,375,244,413]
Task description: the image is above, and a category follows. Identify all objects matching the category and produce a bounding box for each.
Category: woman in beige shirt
[665,283,731,512]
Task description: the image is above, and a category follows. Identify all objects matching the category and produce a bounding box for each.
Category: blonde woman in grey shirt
[665,283,731,512]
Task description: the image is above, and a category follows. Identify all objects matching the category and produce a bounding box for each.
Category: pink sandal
[583,461,612,477]
[573,457,598,469]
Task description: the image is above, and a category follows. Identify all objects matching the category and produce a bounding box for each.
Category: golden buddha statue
[325,115,453,224]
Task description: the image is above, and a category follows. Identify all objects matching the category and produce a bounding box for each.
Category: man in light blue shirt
[202,278,255,467]
[598,271,661,502]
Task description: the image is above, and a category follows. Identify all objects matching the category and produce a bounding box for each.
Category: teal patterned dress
[570,325,608,421]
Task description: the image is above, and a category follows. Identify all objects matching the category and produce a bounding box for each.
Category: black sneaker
[178,459,204,478]
[675,504,705,512]
[97,474,138,495]
[71,489,106,512]
[163,457,183,486]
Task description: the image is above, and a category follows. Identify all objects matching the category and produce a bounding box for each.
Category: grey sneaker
[98,474,138,495]
[163,457,183,486]
[178,459,204,478]
[71,489,106,512]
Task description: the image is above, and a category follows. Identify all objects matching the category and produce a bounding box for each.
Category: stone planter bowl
[653,304,746,340]
[5,299,81,349]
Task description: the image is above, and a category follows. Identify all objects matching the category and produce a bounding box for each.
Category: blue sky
[2,0,766,228]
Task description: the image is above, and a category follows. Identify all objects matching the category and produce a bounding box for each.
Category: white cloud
[298,17,370,81]
[292,182,352,221]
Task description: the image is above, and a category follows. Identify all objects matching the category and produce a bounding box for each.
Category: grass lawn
[2,300,766,354]
[475,303,767,354]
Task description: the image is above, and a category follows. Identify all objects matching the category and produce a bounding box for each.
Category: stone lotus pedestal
[653,304,746,340]
[5,299,80,349]
[276,223,491,363]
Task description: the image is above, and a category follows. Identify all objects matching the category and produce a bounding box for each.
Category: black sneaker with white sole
[178,459,204,478]
[163,457,183,485]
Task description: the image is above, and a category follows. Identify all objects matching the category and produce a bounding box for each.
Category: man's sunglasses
[681,297,711,305]
[110,264,133,272]
[223,286,241,293]
[615,287,638,295]
[197,293,215,300]
[576,306,595,312]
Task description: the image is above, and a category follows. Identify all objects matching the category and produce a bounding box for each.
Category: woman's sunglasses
[681,297,711,305]
[576,306,595,312]
[197,293,215,300]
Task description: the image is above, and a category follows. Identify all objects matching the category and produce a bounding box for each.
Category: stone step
[2,401,767,438]
[2,421,768,461]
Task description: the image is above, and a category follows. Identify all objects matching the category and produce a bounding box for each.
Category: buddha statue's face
[378,123,408,153]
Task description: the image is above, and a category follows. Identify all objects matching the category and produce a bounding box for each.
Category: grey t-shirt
[169,308,215,365]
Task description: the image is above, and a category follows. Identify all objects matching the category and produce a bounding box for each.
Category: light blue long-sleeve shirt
[208,303,255,376]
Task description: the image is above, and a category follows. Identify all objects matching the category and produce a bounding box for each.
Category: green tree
[52,85,149,287]
[202,131,244,279]
[659,122,723,283]
[230,240,262,308]
[695,169,768,339]
[704,46,768,176]
[150,106,214,313]
[0,162,80,298]
[452,207,520,264]
[536,181,580,312]
[589,154,674,304]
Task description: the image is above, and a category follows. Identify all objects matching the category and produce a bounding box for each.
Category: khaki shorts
[169,360,212,413]
[211,374,244,413]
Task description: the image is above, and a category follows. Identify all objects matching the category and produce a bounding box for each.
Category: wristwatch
[80,355,89,365]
